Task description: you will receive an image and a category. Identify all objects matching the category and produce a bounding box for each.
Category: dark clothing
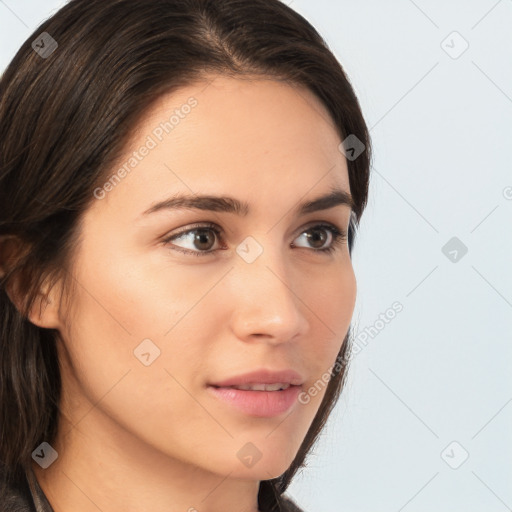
[1,464,53,512]
[1,465,304,511]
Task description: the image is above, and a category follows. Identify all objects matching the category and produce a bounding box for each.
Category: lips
[206,384,302,417]
[206,368,304,417]
[226,382,291,391]
[208,368,304,388]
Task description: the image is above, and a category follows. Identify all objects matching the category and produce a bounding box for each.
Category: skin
[27,74,357,512]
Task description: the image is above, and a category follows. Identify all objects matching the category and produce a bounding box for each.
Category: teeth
[231,383,290,391]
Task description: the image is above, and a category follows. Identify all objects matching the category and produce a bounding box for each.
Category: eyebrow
[141,187,354,217]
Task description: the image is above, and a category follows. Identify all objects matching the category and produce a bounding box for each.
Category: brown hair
[0,0,372,508]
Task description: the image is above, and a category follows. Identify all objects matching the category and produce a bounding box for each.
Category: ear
[26,276,63,330]
[0,235,62,330]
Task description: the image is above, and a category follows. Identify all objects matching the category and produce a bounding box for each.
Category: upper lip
[209,369,304,387]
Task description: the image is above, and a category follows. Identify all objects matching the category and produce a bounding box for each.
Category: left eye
[162,222,347,257]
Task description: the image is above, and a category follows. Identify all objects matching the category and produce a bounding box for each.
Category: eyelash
[161,222,348,257]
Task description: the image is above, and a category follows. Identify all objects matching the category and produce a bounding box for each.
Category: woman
[0,0,372,510]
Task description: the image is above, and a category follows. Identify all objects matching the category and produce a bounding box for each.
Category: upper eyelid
[166,220,347,240]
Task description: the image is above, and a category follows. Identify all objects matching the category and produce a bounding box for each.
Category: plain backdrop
[1,1,511,511]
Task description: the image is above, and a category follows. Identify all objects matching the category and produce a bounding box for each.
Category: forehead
[90,74,350,219]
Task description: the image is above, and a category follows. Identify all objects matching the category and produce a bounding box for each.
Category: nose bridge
[228,235,308,341]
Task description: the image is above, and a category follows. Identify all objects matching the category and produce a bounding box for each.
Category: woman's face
[46,75,356,481]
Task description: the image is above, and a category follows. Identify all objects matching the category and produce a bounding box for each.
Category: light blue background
[1,1,511,511]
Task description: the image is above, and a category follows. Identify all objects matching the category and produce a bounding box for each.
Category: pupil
[195,230,214,250]
[308,228,327,248]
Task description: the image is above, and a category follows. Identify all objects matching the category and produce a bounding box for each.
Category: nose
[227,241,310,345]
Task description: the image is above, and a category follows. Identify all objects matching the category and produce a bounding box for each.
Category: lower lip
[206,385,302,417]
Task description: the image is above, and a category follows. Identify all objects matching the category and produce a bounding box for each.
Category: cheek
[56,255,218,453]
[58,239,224,402]
[68,239,206,343]
[304,262,356,361]
[56,249,176,394]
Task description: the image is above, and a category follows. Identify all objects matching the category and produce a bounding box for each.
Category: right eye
[161,223,224,257]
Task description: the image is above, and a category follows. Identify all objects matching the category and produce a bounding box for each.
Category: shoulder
[280,494,307,512]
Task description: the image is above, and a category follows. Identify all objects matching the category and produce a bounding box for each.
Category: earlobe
[27,281,62,330]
